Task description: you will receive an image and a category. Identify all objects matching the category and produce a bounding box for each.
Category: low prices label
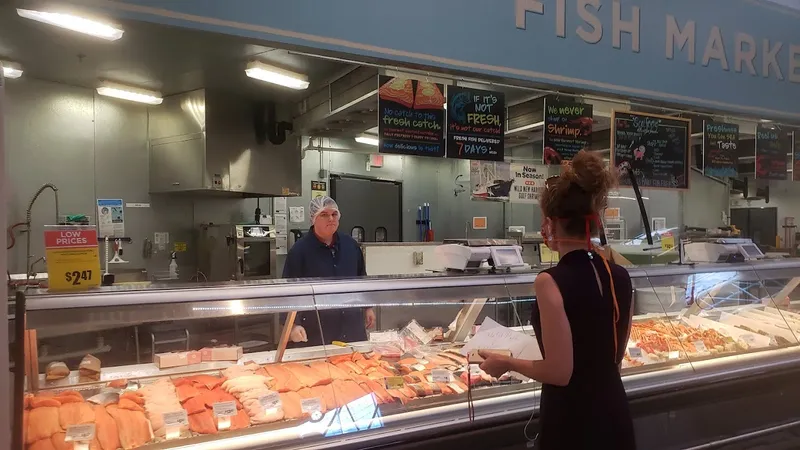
[661,232,675,251]
[44,228,101,291]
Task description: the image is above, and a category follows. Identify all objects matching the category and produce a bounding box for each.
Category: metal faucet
[25,183,59,282]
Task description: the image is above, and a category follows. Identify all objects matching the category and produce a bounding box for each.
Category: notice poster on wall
[378,76,445,158]
[793,132,800,182]
[612,111,690,190]
[702,121,739,178]
[446,86,505,161]
[470,160,511,201]
[509,163,547,204]
[97,199,125,237]
[543,100,593,164]
[755,124,789,180]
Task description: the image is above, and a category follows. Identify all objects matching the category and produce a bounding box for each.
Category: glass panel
[749,262,800,346]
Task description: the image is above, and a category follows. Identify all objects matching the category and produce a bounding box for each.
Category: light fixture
[17,8,124,41]
[96,82,163,105]
[355,135,379,146]
[1,61,23,79]
[245,61,309,90]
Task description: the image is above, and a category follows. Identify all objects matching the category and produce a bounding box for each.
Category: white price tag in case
[741,334,757,344]
[65,424,96,442]
[628,347,643,358]
[259,393,282,411]
[301,397,322,413]
[668,351,681,360]
[431,369,452,383]
[692,340,708,353]
[212,401,237,418]
[163,410,189,427]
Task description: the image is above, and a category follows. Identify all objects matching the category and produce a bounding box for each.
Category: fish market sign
[79,0,800,119]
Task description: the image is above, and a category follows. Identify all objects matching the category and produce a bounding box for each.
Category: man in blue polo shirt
[282,196,375,346]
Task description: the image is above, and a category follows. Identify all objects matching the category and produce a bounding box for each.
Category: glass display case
[13,260,800,450]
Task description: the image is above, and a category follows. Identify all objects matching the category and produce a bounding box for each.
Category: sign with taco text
[543,100,593,164]
[446,86,505,161]
[378,76,445,158]
[612,111,690,190]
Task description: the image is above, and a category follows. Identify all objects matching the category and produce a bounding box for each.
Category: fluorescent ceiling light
[96,82,162,105]
[17,8,124,41]
[246,61,309,90]
[355,135,379,146]
[1,62,23,79]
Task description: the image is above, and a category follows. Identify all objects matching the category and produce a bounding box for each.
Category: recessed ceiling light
[1,61,23,79]
[355,135,379,146]
[17,8,124,41]
[245,61,309,90]
[96,82,162,105]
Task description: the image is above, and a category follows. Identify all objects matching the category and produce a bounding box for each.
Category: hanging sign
[510,163,547,204]
[378,76,445,158]
[470,161,512,201]
[612,111,691,190]
[793,133,800,182]
[446,86,505,161]
[755,124,789,180]
[543,100,593,164]
[44,226,101,291]
[702,121,739,178]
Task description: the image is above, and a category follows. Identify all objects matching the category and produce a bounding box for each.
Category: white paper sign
[289,206,305,223]
[259,392,282,411]
[65,424,96,442]
[460,317,543,361]
[692,340,708,353]
[628,347,643,358]
[431,369,452,383]
[301,397,322,413]
[274,197,287,214]
[97,199,124,237]
[276,235,288,256]
[274,214,288,235]
[163,410,189,427]
[212,401,237,417]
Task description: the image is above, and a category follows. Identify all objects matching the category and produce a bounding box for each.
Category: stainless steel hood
[148,89,302,197]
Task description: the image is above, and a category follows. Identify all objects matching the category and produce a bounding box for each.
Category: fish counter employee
[282,196,376,346]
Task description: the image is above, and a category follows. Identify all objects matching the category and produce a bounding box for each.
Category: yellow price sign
[661,232,675,251]
[44,227,101,291]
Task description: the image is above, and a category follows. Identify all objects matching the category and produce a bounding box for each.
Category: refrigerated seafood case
[14,259,800,450]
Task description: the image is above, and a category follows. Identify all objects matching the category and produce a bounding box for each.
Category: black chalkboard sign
[543,100,592,165]
[612,111,691,190]
[378,75,445,158]
[703,121,739,178]
[446,86,505,161]
[755,124,789,180]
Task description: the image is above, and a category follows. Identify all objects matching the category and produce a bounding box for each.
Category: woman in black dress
[480,150,636,449]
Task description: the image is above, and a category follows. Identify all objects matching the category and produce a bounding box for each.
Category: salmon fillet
[187,375,225,390]
[356,359,380,370]
[327,354,354,365]
[283,363,332,388]
[263,364,303,392]
[119,392,144,406]
[176,383,201,403]
[53,395,83,405]
[51,432,101,450]
[354,376,394,404]
[279,391,305,420]
[336,361,364,375]
[31,397,62,409]
[188,410,217,435]
[30,438,58,450]
[296,388,327,414]
[352,352,365,362]
[387,389,410,404]
[206,387,242,409]
[117,398,145,413]
[181,396,207,415]
[310,384,337,411]
[331,379,369,407]
[27,407,61,444]
[230,408,251,430]
[59,402,95,429]
[106,405,151,450]
[309,361,353,381]
[93,404,121,450]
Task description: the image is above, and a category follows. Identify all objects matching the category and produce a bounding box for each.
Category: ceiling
[0,5,351,101]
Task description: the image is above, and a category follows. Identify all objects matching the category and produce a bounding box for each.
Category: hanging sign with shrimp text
[543,100,593,165]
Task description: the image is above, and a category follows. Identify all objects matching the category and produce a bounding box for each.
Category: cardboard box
[153,351,202,369]
[200,346,243,362]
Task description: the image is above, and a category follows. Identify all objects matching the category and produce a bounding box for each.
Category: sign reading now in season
[44,226,101,291]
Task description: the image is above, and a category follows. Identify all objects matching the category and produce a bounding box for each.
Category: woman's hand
[478,350,512,378]
[365,308,376,329]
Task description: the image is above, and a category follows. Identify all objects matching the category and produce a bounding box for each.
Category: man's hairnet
[310,196,340,223]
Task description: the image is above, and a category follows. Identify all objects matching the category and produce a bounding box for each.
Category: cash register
[436,239,529,272]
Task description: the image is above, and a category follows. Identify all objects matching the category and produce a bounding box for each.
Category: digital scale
[436,240,528,272]
[682,238,765,264]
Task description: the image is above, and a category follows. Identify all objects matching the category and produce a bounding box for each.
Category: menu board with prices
[378,76,445,158]
[543,100,593,164]
[446,86,505,161]
[612,111,691,190]
[755,124,789,180]
[793,132,800,182]
[703,121,739,178]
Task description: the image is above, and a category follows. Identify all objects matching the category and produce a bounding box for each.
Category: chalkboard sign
[612,111,691,190]
[703,121,739,178]
[755,124,789,180]
[446,86,505,161]
[793,132,800,182]
[543,100,592,164]
[378,75,445,158]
